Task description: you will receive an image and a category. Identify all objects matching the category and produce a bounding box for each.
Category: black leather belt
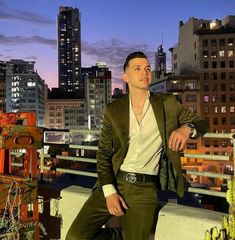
[119,170,157,184]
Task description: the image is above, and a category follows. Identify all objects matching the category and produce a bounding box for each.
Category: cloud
[0,34,56,48]
[26,55,38,60]
[82,38,155,86]
[0,0,54,25]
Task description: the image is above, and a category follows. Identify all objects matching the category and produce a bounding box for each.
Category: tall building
[171,16,235,148]
[0,61,6,112]
[5,59,46,127]
[82,62,112,129]
[151,15,235,186]
[58,6,82,94]
[155,44,166,79]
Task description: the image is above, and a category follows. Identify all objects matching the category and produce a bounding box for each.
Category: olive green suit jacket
[96,92,209,197]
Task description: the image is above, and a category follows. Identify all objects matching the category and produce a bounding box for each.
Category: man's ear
[123,73,128,83]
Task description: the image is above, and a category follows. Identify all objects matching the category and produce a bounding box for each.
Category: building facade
[58,6,82,95]
[82,63,112,129]
[45,94,86,129]
[155,44,166,79]
[0,61,6,112]
[5,59,46,127]
[171,16,235,154]
[152,16,235,186]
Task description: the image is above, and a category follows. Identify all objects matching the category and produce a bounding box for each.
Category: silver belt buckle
[125,173,137,183]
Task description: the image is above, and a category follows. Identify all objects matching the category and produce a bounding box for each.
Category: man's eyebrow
[131,64,151,68]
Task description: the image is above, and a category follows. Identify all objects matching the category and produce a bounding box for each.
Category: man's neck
[129,89,149,107]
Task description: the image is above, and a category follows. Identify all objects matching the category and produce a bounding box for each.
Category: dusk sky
[0,0,234,90]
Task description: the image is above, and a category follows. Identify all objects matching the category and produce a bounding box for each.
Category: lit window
[228,50,234,57]
[214,106,218,113]
[219,50,225,57]
[203,51,208,58]
[211,52,217,58]
[221,106,226,113]
[230,106,235,113]
[228,38,234,46]
[204,95,209,102]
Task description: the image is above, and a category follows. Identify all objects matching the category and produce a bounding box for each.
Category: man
[66,51,208,240]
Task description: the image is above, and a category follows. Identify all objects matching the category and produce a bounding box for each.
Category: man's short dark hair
[123,51,148,72]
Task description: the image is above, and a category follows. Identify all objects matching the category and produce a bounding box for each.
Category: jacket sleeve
[96,105,116,187]
[172,95,209,139]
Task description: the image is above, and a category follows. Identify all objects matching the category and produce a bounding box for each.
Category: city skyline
[0,0,234,89]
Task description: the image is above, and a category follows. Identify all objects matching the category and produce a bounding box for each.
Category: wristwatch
[187,123,195,137]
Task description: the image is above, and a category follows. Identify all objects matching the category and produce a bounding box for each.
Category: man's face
[123,57,152,91]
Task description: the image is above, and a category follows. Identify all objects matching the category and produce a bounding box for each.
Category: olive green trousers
[65,175,158,240]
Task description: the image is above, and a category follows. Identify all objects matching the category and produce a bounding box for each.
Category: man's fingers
[119,196,128,209]
[106,193,126,216]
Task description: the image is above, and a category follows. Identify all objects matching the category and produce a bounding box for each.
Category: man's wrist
[186,123,196,137]
[102,184,117,198]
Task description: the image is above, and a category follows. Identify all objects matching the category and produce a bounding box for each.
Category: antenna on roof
[161,31,164,46]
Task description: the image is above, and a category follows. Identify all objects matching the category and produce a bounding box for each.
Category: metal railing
[11,130,235,199]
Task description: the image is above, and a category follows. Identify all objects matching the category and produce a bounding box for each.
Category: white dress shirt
[102,94,163,197]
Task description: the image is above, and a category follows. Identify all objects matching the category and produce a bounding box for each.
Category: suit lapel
[117,95,129,147]
[149,92,166,149]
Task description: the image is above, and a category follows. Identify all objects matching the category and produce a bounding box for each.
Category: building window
[211,52,217,58]
[222,118,227,125]
[228,38,234,46]
[211,72,217,80]
[219,39,225,46]
[230,117,235,125]
[221,83,226,91]
[221,72,226,80]
[188,106,197,113]
[230,84,235,91]
[222,140,227,148]
[221,106,226,113]
[211,39,217,47]
[212,95,217,102]
[205,140,210,147]
[214,106,218,113]
[203,51,208,58]
[204,73,209,80]
[213,140,219,148]
[221,95,226,102]
[230,95,235,102]
[228,50,234,57]
[229,61,234,68]
[203,62,208,69]
[185,95,196,102]
[204,84,209,91]
[213,118,218,125]
[204,106,210,114]
[185,82,196,90]
[229,72,234,80]
[213,84,218,91]
[219,50,225,57]
[187,143,197,149]
[212,61,217,68]
[204,95,209,102]
[230,106,235,113]
[203,40,208,47]
[174,54,177,60]
[220,61,226,68]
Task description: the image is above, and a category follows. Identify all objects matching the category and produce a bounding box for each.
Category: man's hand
[106,193,128,216]
[168,125,191,151]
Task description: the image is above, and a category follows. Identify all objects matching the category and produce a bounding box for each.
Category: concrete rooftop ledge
[59,185,226,240]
